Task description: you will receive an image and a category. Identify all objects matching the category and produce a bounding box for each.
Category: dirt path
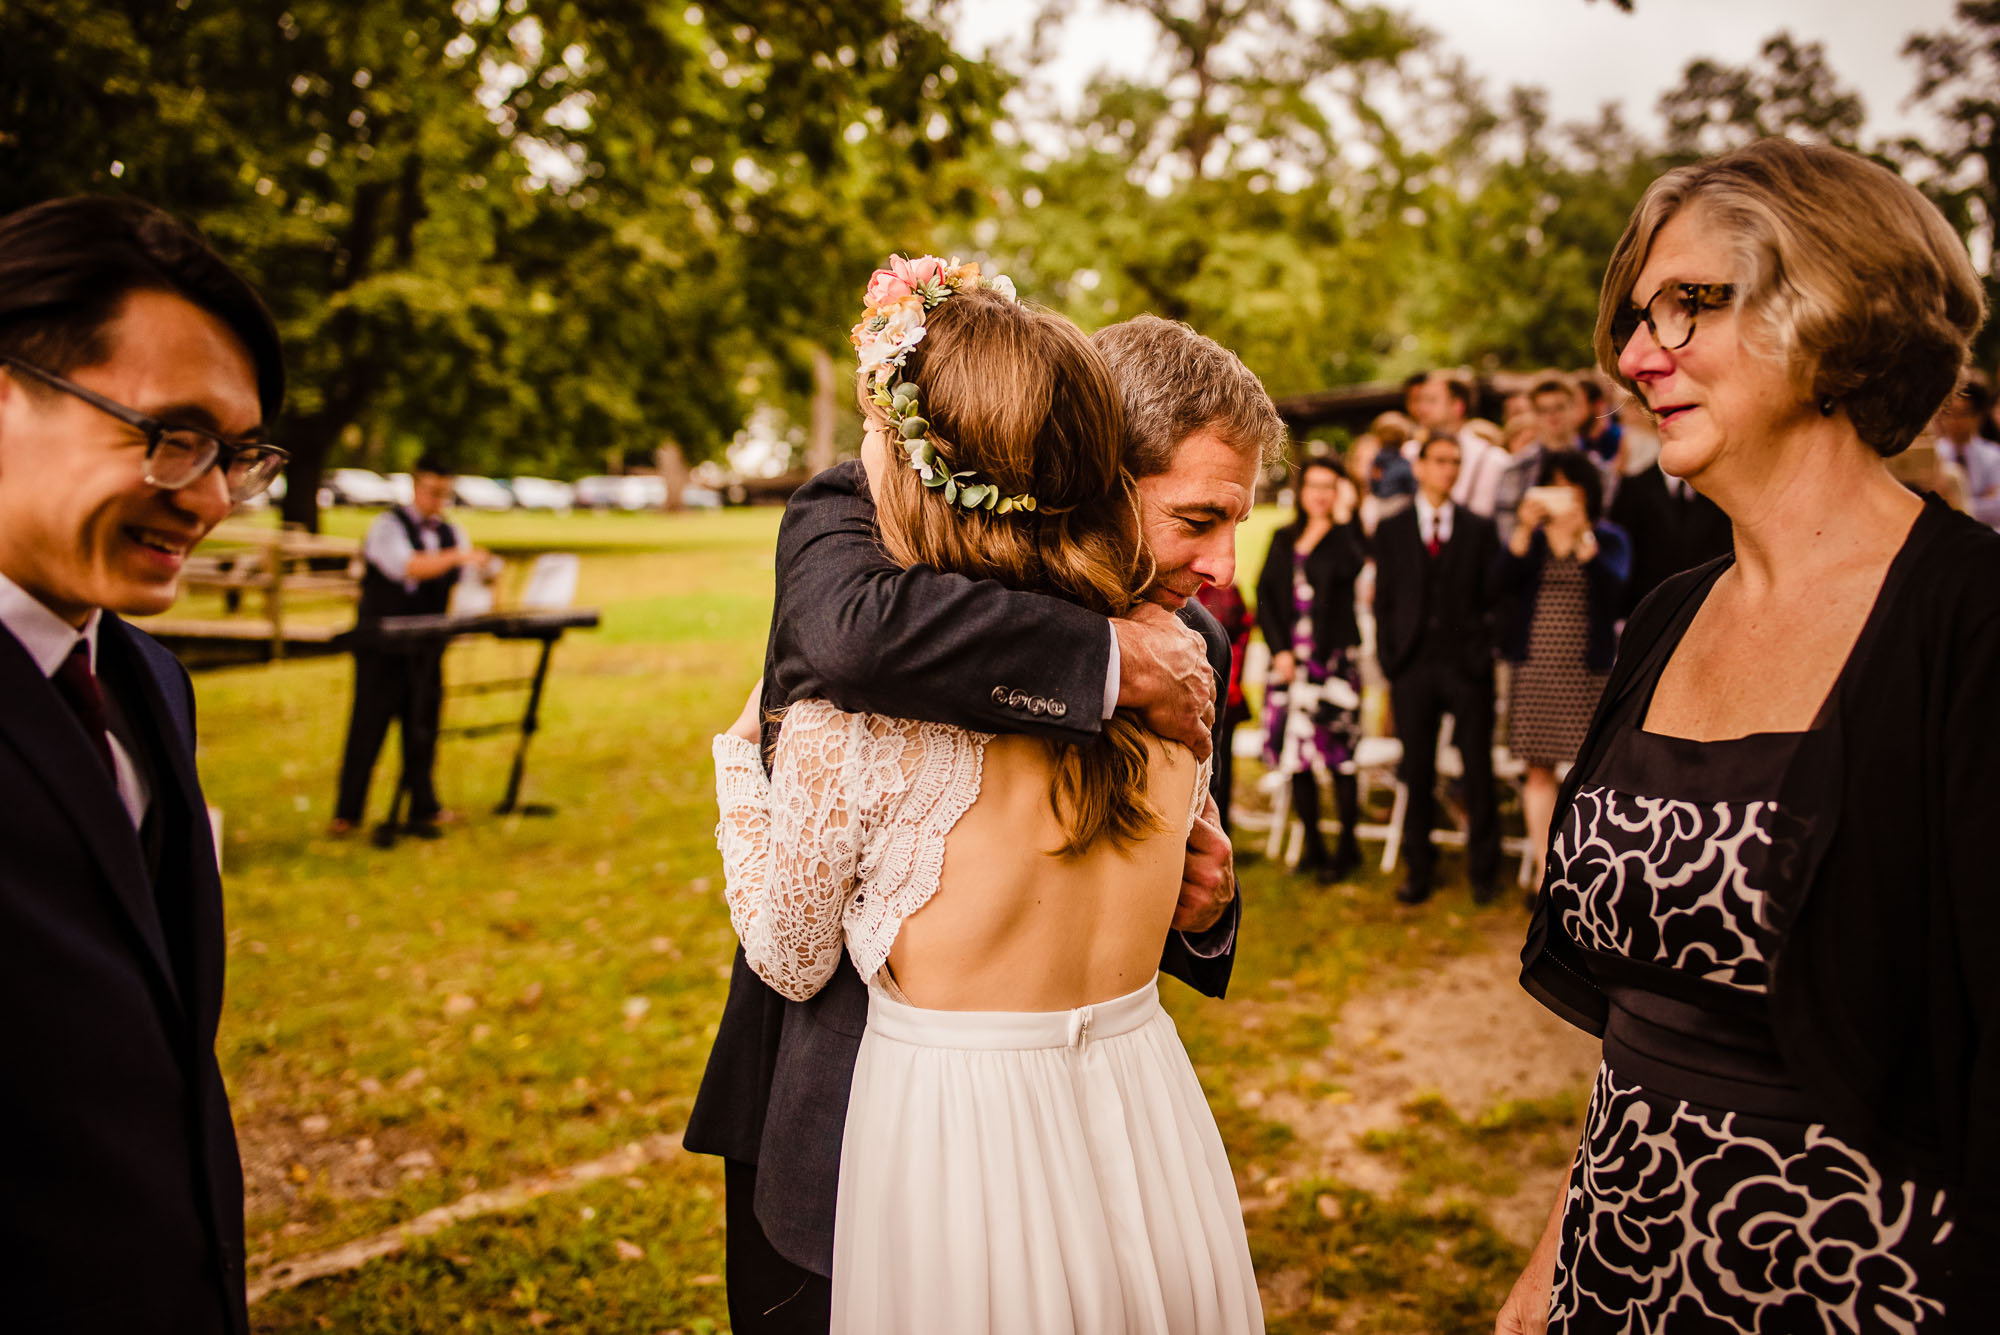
[1245,924,1601,1244]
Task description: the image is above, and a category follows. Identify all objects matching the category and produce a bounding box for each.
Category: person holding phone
[1497,450,1629,885]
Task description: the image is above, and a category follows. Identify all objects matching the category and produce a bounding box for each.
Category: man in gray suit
[685,313,1284,1333]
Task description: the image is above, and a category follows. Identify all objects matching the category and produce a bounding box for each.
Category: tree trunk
[657,441,688,511]
[807,344,837,475]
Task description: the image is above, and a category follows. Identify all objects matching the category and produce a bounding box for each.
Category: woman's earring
[1818,395,1837,417]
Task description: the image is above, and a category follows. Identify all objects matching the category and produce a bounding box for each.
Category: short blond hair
[1595,138,1986,457]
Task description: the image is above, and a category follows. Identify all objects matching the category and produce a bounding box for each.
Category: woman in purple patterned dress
[1256,456,1366,882]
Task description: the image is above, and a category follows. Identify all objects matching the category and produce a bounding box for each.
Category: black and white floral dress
[1544,720,1953,1332]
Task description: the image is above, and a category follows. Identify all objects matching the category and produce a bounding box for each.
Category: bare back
[887,733,1199,1011]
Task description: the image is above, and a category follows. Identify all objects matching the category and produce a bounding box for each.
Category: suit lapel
[0,622,184,1015]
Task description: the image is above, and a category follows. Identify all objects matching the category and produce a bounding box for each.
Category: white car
[453,475,516,511]
[325,468,400,506]
[509,476,576,512]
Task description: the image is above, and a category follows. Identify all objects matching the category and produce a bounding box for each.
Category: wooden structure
[142,521,361,669]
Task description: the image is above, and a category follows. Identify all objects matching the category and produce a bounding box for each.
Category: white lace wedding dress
[714,698,1263,1335]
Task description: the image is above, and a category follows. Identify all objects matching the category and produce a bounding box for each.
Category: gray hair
[1092,315,1286,477]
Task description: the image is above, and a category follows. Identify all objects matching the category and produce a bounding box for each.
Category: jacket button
[1049,700,1066,718]
[1008,689,1029,709]
[992,685,1010,704]
[1028,696,1048,715]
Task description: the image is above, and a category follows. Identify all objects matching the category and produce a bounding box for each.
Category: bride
[712,259,1262,1334]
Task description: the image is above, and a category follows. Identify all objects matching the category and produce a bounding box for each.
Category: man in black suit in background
[1372,435,1503,906]
[0,196,288,1333]
[686,312,1283,1333]
[1608,459,1732,618]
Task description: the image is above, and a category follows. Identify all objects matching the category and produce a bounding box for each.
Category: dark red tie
[52,641,116,776]
[1426,527,1442,558]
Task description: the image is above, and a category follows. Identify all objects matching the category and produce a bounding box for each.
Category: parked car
[621,475,667,510]
[387,471,414,507]
[453,474,516,512]
[572,475,622,510]
[681,484,723,509]
[509,476,576,512]
[574,474,664,511]
[324,468,400,507]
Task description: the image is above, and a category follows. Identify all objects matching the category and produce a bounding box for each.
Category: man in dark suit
[687,312,1281,1333]
[0,196,288,1333]
[1608,460,1733,618]
[1372,435,1503,906]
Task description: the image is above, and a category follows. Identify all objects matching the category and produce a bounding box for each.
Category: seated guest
[1372,436,1504,904]
[1257,455,1367,883]
[1497,449,1630,886]
[1503,139,1995,1329]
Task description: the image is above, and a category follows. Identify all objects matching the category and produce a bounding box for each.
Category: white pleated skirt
[831,976,1264,1335]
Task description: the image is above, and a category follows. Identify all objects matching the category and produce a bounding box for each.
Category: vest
[357,508,459,622]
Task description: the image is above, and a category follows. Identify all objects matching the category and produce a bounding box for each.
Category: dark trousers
[1390,658,1500,888]
[334,647,444,824]
[724,1158,832,1334]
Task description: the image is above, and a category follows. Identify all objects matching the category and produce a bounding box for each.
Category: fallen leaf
[299,1114,330,1136]
[614,1239,645,1262]
[1316,1193,1343,1221]
[444,994,477,1018]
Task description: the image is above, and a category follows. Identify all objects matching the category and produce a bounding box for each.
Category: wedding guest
[1576,376,1621,466]
[0,195,286,1334]
[1501,138,1994,1332]
[329,454,496,838]
[1372,435,1504,904]
[1194,579,1253,827]
[1497,449,1629,888]
[1931,371,2000,526]
[1606,454,1731,618]
[1256,455,1367,883]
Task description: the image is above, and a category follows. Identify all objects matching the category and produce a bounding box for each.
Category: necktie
[52,640,116,776]
[1426,518,1442,558]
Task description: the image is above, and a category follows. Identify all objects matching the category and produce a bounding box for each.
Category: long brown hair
[864,287,1162,858]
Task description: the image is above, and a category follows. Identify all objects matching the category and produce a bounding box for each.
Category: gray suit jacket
[684,462,1239,1274]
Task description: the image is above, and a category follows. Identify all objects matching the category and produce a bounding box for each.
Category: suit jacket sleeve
[772,463,1107,742]
[1157,599,1238,998]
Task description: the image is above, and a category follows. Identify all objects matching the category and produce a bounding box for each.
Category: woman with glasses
[1500,139,1996,1332]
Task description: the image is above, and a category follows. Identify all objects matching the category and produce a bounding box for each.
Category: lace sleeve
[712,699,870,1001]
[1189,752,1215,829]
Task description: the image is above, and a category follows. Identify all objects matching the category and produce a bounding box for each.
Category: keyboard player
[328,455,497,838]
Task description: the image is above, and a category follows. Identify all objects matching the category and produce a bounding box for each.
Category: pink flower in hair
[865,267,913,309]
[891,254,946,289]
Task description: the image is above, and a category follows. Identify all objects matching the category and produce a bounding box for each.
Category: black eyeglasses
[1611,281,1735,352]
[0,354,288,501]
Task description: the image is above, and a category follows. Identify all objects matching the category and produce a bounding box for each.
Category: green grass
[176,505,1550,1333]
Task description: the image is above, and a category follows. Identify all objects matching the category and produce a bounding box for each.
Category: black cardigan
[1254,520,1366,659]
[1518,497,2000,1309]
[1494,521,1631,672]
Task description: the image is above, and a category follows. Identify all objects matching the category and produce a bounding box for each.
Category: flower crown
[851,254,1037,515]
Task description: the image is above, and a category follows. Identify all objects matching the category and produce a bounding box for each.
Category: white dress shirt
[1414,495,1455,550]
[0,572,150,826]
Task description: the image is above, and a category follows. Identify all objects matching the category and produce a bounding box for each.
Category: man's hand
[725,679,763,743]
[1113,603,1215,761]
[1174,792,1236,933]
